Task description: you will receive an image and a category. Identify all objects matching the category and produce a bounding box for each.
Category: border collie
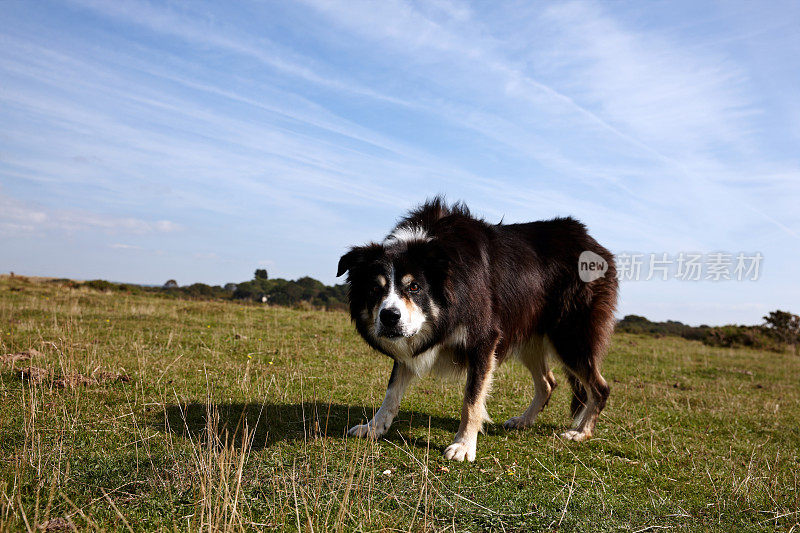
[337,198,617,462]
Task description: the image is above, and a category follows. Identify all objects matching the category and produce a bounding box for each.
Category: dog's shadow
[151,401,467,451]
[151,401,563,452]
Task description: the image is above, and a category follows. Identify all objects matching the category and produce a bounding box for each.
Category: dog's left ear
[337,244,382,277]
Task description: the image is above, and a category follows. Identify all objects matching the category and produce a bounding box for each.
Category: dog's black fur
[337,198,617,461]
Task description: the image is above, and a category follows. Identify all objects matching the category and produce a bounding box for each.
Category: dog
[337,198,617,462]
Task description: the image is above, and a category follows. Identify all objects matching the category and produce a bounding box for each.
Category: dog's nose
[379,308,401,327]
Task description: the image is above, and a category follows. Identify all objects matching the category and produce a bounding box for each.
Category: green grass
[1,275,798,531]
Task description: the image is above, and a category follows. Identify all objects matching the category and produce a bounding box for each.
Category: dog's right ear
[337,249,360,277]
[337,244,382,277]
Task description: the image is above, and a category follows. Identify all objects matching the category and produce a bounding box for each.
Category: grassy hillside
[1,276,798,531]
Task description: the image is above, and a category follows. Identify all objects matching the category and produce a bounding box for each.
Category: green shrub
[617,314,790,352]
[703,325,784,351]
[83,279,115,292]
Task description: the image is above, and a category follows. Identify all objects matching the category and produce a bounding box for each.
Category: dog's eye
[372,285,382,294]
[408,282,420,293]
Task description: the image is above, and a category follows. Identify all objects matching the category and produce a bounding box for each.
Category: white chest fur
[394,343,465,378]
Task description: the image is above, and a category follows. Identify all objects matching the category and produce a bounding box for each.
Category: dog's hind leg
[559,365,608,442]
[444,337,499,462]
[503,336,557,430]
[348,361,415,439]
[546,279,616,442]
[566,373,587,419]
[550,318,612,442]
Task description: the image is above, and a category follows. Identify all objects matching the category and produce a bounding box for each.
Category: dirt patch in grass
[18,365,51,383]
[39,517,72,531]
[0,347,42,363]
[15,366,131,388]
[3,347,131,387]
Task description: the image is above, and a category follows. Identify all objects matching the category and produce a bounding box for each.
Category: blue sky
[1,0,798,325]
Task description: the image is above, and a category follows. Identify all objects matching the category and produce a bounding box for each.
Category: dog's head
[337,239,448,358]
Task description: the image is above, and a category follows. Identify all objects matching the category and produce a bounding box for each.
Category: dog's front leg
[348,361,415,439]
[444,341,498,462]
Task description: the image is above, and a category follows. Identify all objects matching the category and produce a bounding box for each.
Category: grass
[0,275,798,532]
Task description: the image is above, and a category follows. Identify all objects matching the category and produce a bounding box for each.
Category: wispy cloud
[296,0,799,242]
[541,2,756,154]
[0,191,180,235]
[66,0,414,107]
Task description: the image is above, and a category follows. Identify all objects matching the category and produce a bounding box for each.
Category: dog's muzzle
[377,308,406,338]
[379,308,401,327]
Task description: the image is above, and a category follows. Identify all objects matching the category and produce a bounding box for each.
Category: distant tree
[229,275,346,309]
[224,283,238,292]
[267,279,303,306]
[254,269,269,280]
[182,283,216,298]
[616,315,710,342]
[85,280,115,292]
[295,276,325,299]
[763,310,800,353]
[232,277,270,301]
[620,314,649,324]
[163,279,179,289]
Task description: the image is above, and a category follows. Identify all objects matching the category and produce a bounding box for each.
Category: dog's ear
[337,244,382,277]
[337,249,359,277]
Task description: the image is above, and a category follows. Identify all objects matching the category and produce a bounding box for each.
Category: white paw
[443,441,476,462]
[347,422,386,439]
[559,429,591,442]
[503,416,534,430]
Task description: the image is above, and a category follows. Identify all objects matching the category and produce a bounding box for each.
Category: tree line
[617,311,799,353]
[79,269,349,311]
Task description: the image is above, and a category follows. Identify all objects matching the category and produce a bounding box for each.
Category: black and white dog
[337,198,617,462]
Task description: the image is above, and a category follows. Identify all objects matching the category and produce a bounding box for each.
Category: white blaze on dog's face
[374,268,426,338]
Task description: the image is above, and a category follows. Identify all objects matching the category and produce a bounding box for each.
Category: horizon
[0,271,781,329]
[1,1,799,327]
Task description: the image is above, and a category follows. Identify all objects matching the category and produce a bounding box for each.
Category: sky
[1,0,798,326]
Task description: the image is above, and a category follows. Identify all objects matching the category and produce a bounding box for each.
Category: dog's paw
[503,416,534,430]
[559,429,591,442]
[347,423,385,439]
[443,441,476,462]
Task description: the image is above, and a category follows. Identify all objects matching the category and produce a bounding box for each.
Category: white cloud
[0,194,48,224]
[0,191,180,235]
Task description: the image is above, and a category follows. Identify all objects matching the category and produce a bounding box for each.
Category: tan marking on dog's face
[403,295,416,315]
[377,275,387,287]
[401,274,415,286]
